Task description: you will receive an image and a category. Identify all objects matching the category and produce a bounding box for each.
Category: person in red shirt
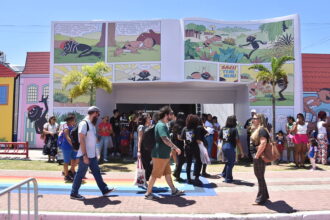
[98,116,113,162]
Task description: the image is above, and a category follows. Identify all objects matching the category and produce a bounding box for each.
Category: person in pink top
[292,113,308,168]
[98,116,113,162]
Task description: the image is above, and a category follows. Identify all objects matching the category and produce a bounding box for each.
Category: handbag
[261,142,280,163]
[134,158,146,187]
[198,142,211,165]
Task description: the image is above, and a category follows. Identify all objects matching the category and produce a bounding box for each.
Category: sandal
[144,193,158,200]
[171,188,185,196]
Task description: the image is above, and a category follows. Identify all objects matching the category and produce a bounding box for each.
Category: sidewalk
[1,168,330,217]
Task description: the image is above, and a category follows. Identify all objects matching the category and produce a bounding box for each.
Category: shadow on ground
[100,164,132,172]
[265,200,297,213]
[232,179,255,187]
[83,196,121,208]
[155,196,196,207]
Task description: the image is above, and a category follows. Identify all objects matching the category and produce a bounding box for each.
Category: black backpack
[141,125,156,152]
[70,120,89,150]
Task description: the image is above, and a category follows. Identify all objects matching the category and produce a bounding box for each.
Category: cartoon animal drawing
[203,35,222,47]
[114,37,156,56]
[276,77,288,101]
[128,70,158,81]
[304,88,330,122]
[60,40,102,58]
[27,95,48,135]
[137,29,161,45]
[239,36,267,60]
[187,67,214,80]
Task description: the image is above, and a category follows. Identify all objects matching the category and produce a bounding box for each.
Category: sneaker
[201,173,211,178]
[64,175,73,182]
[187,179,194,185]
[171,188,185,196]
[70,194,85,200]
[193,179,203,187]
[103,187,115,197]
[145,193,158,200]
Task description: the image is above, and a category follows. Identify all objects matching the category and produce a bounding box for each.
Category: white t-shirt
[77,117,97,158]
[317,121,327,135]
[205,121,214,135]
[297,123,308,134]
[43,122,59,133]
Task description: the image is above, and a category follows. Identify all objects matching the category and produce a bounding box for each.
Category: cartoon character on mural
[27,95,48,134]
[60,40,102,59]
[304,88,330,122]
[277,77,289,101]
[239,35,267,60]
[187,66,215,80]
[127,70,160,81]
[114,30,160,56]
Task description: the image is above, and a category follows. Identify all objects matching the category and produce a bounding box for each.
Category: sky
[1,0,330,66]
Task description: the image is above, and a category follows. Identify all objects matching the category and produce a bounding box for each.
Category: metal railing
[0,142,29,159]
[0,178,38,220]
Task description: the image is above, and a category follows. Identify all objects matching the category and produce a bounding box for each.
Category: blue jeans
[112,134,121,154]
[221,143,236,182]
[133,132,138,159]
[206,134,214,157]
[71,157,109,195]
[99,136,111,160]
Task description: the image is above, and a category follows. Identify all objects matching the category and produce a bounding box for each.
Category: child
[276,131,285,163]
[308,138,318,171]
[120,126,130,157]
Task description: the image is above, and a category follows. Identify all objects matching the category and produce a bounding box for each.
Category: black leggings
[141,150,152,181]
[185,145,202,180]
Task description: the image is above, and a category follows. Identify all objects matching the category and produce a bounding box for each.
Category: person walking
[145,106,184,200]
[250,113,270,205]
[316,111,328,164]
[285,116,296,163]
[205,114,215,158]
[219,116,244,183]
[70,106,114,200]
[292,113,308,168]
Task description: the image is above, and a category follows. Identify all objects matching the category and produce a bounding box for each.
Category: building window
[42,85,49,97]
[0,85,8,105]
[27,85,38,103]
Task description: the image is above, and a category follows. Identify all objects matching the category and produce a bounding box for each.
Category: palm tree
[248,56,294,139]
[62,62,112,106]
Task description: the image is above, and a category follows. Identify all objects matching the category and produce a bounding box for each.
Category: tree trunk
[108,23,116,47]
[90,87,94,106]
[272,82,276,141]
[96,23,106,47]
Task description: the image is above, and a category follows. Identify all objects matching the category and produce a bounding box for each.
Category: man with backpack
[70,106,114,200]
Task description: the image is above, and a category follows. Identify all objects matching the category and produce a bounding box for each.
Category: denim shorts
[62,148,77,164]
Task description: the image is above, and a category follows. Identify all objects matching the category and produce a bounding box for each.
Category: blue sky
[1,0,330,65]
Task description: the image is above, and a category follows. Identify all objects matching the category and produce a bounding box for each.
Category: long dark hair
[138,113,150,126]
[225,115,237,128]
[186,114,199,130]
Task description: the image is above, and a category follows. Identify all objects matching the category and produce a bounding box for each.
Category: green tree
[249,56,294,139]
[62,62,112,106]
[259,20,293,42]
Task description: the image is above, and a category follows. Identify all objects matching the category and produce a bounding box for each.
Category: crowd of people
[40,105,330,204]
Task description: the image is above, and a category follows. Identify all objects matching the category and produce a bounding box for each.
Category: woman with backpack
[250,113,270,205]
[137,113,152,183]
[59,114,78,182]
[43,116,59,162]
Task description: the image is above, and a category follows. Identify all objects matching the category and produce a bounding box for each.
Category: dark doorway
[116,104,196,115]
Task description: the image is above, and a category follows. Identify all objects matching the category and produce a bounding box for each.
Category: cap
[88,106,100,114]
[251,109,256,113]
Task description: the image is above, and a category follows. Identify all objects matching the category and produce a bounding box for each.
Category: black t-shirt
[219,127,239,147]
[110,116,121,134]
[249,127,270,155]
[181,127,198,150]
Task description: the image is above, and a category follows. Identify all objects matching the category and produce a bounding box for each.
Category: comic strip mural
[54,23,106,63]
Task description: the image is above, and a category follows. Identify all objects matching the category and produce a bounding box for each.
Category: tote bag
[134,158,146,187]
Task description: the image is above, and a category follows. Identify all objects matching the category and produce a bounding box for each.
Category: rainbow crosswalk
[0,173,216,197]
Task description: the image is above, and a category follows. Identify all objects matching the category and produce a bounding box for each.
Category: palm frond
[94,77,112,93]
[274,56,295,74]
[62,70,83,89]
[248,64,271,73]
[79,76,93,92]
[69,85,84,99]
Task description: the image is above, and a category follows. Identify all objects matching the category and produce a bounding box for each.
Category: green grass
[54,47,105,64]
[108,45,161,62]
[251,94,294,106]
[1,159,329,173]
[53,89,92,106]
[54,34,100,45]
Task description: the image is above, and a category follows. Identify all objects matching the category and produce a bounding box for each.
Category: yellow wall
[0,77,14,142]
